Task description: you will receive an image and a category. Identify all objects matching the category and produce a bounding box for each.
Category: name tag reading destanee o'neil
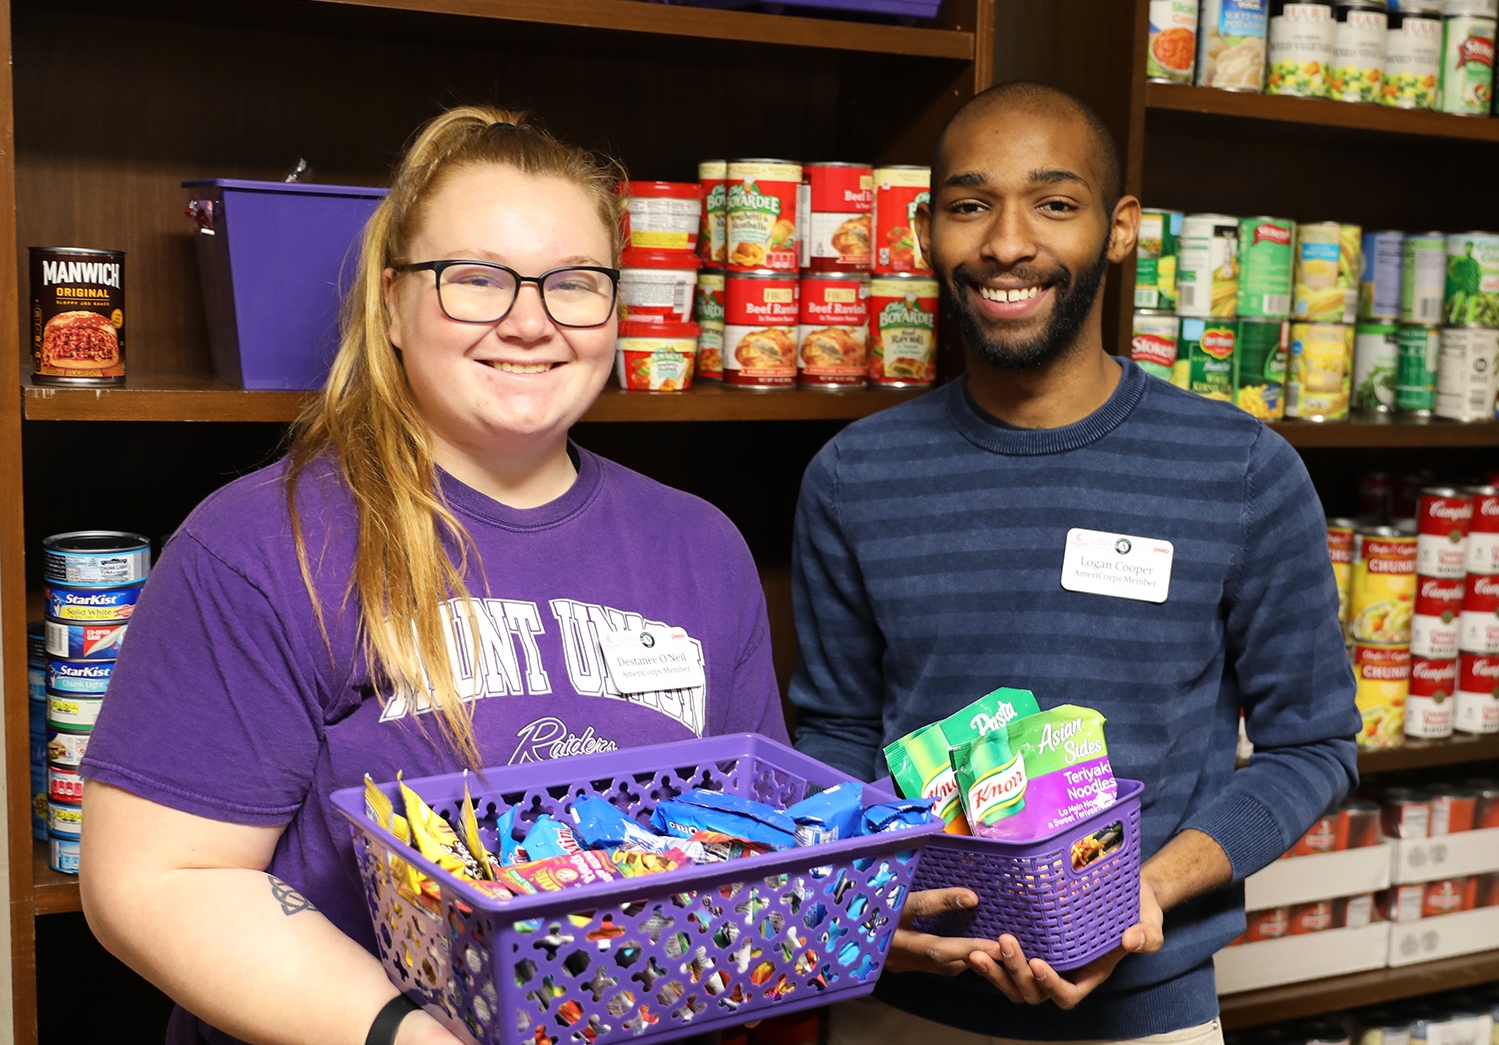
[599,626,706,694]
[1060,528,1174,604]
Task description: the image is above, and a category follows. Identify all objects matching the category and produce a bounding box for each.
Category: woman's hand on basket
[966,875,1164,1009]
[884,887,1004,976]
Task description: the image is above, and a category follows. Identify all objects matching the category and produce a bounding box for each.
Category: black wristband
[365,993,420,1045]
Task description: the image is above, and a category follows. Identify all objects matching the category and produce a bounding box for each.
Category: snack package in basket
[650,788,796,849]
[521,815,583,860]
[786,781,864,845]
[398,772,487,882]
[861,797,937,834]
[884,687,1042,834]
[458,773,500,881]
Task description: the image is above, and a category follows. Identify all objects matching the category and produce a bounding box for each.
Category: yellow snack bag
[459,771,499,881]
[398,772,485,882]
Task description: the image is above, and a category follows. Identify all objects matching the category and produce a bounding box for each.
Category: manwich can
[797,272,869,389]
[29,247,126,387]
[722,272,799,389]
[867,275,939,387]
[725,160,801,273]
[797,163,873,273]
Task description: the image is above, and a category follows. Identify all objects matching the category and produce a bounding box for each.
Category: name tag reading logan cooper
[599,625,706,694]
[1060,527,1174,604]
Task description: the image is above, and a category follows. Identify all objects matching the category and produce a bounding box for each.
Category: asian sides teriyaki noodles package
[953,704,1118,841]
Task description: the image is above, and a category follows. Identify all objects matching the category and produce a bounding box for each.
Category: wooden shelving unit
[1358,733,1499,775]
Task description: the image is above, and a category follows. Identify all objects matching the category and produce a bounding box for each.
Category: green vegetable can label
[1396,325,1440,414]
[1135,209,1183,310]
[1353,322,1399,413]
[1184,318,1237,401]
[1235,317,1288,420]
[1268,3,1336,97]
[1401,233,1447,325]
[1132,310,1180,380]
[1332,5,1389,102]
[1439,16,1496,115]
[1237,217,1295,318]
[1445,232,1499,328]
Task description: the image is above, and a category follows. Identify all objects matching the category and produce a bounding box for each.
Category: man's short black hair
[932,81,1123,213]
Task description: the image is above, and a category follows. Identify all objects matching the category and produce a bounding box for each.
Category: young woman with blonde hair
[79,105,786,1045]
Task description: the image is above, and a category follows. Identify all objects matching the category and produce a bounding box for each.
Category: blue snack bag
[650,788,796,850]
[493,806,526,866]
[521,815,582,860]
[860,797,937,835]
[785,782,864,846]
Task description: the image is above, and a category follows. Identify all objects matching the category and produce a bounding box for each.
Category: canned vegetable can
[1268,1,1337,96]
[1352,322,1398,412]
[1237,216,1295,318]
[1443,231,1499,327]
[1295,221,1347,320]
[1395,325,1440,415]
[1178,214,1240,317]
[1235,317,1289,419]
[1332,1,1389,103]
[1382,3,1443,108]
[1435,326,1499,421]
[1286,322,1353,419]
[1439,12,1497,115]
[1135,209,1183,310]
[1149,0,1199,81]
[1131,311,1180,380]
[1400,232,1447,326]
[1184,318,1237,400]
[1198,0,1270,91]
[1360,230,1403,319]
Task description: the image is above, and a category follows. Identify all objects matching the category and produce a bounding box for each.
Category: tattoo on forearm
[268,875,317,916]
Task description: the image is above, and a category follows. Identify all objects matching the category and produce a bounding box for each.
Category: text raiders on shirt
[377,597,707,739]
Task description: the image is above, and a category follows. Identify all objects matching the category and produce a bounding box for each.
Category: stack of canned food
[1332,483,1499,744]
[27,622,46,846]
[693,160,939,391]
[615,180,704,392]
[1375,777,1499,921]
[39,530,150,874]
[1133,214,1499,422]
[1148,0,1498,118]
[1223,986,1499,1045]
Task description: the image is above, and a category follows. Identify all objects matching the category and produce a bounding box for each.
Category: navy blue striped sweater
[789,360,1360,1040]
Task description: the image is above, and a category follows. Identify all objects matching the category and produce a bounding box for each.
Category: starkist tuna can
[48,834,80,875]
[47,763,82,804]
[722,271,799,389]
[798,163,873,273]
[46,693,103,731]
[44,620,126,661]
[46,658,114,696]
[30,246,125,386]
[43,581,144,622]
[798,272,868,389]
[725,160,801,273]
[42,531,151,586]
[47,800,81,840]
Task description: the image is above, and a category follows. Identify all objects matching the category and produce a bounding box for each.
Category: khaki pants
[828,996,1224,1045]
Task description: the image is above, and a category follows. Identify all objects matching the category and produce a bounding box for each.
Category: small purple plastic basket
[332,734,942,1045]
[908,779,1144,971]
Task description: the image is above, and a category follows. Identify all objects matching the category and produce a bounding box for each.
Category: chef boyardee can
[1131,311,1180,380]
[30,247,125,386]
[1352,322,1399,412]
[1236,317,1289,419]
[42,531,151,586]
[1135,209,1183,310]
[1396,325,1441,415]
[1237,216,1296,318]
[1401,232,1448,325]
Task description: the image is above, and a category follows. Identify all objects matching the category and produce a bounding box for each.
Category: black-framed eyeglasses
[393,260,620,329]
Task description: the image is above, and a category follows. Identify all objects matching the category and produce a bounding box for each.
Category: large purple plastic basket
[908,779,1144,971]
[183,179,386,390]
[331,734,943,1045]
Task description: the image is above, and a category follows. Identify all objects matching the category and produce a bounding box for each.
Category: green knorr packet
[884,686,1041,834]
[951,729,1026,835]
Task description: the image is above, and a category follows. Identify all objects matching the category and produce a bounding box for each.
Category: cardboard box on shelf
[1214,923,1392,994]
[1386,904,1499,967]
[1244,843,1393,910]
[1389,826,1499,885]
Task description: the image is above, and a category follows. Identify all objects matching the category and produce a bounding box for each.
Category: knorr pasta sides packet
[951,729,1027,836]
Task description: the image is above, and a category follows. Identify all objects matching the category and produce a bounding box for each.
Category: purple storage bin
[332,733,942,1045]
[183,179,387,390]
[908,778,1144,971]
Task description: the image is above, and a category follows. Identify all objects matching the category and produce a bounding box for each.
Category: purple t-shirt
[82,445,786,969]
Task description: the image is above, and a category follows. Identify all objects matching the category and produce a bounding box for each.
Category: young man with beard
[788,82,1359,1044]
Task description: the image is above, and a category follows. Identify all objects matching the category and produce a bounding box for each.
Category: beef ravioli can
[30,247,125,386]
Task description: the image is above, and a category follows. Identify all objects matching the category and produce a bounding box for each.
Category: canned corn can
[49,833,80,875]
[1131,310,1180,380]
[1460,572,1499,652]
[1178,214,1239,317]
[1295,221,1348,320]
[1395,325,1440,415]
[1183,318,1237,400]
[1406,655,1457,737]
[1332,1,1388,103]
[797,163,873,273]
[1330,517,1356,624]
[1353,641,1410,747]
[1416,487,1472,577]
[872,166,931,275]
[698,160,727,268]
[867,275,939,388]
[47,799,81,840]
[1443,231,1499,328]
[1235,317,1288,419]
[1360,230,1404,319]
[1435,326,1499,421]
[797,272,869,389]
[1268,2,1337,96]
[46,692,103,731]
[1350,525,1417,644]
[1198,0,1269,90]
[43,581,143,623]
[1286,322,1353,419]
[725,160,801,273]
[1401,232,1448,325]
[722,271,798,389]
[1438,15,1497,116]
[1352,322,1398,412]
[1134,209,1183,310]
[1237,216,1295,318]
[1412,575,1464,657]
[42,530,150,586]
[1149,0,1199,82]
[45,619,126,661]
[29,246,125,386]
[1467,485,1499,573]
[693,271,724,380]
[1383,5,1443,108]
[47,762,83,803]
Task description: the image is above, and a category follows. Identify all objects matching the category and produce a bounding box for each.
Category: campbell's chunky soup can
[692,271,725,380]
[868,275,939,387]
[725,160,801,273]
[798,272,868,389]
[1349,524,1417,645]
[1466,485,1499,574]
[1412,575,1463,658]
[30,247,126,386]
[623,181,703,254]
[698,161,727,268]
[872,166,931,274]
[1406,655,1457,738]
[1329,518,1356,624]
[1149,0,1200,82]
[1456,652,1499,733]
[1417,487,1473,577]
[1353,641,1410,746]
[723,272,799,389]
[798,163,873,273]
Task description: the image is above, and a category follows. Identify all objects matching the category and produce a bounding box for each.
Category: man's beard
[945,237,1111,372]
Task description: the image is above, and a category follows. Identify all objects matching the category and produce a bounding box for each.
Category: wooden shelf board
[1146,83,1499,144]
[1357,733,1499,775]
[318,0,976,59]
[32,841,80,917]
[22,373,926,424]
[1269,417,1499,449]
[1219,947,1499,1029]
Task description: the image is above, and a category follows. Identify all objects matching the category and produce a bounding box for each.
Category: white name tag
[1060,528,1174,604]
[599,626,706,694]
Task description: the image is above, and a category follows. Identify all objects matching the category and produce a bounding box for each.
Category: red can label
[872,167,932,274]
[868,276,939,386]
[1407,657,1457,738]
[47,763,83,803]
[1291,813,1347,856]
[1243,907,1290,941]
[797,275,869,388]
[1456,654,1499,733]
[726,161,801,272]
[1416,492,1472,576]
[1288,900,1335,934]
[1415,575,1464,617]
[698,161,727,268]
[1471,490,1499,534]
[693,272,725,380]
[800,165,873,273]
[1460,573,1499,653]
[1422,878,1475,917]
[722,273,799,388]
